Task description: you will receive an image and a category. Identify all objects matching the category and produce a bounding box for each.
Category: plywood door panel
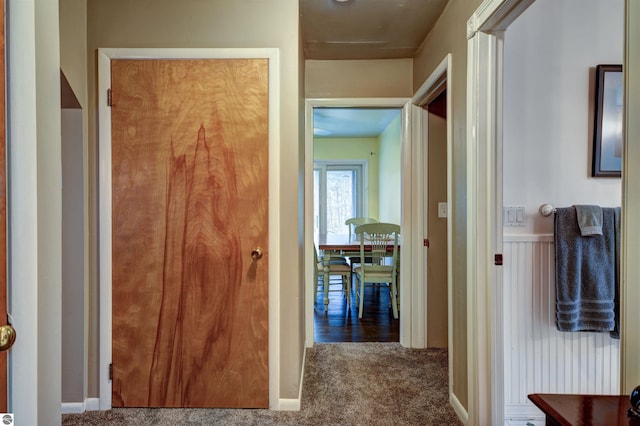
[111,59,269,408]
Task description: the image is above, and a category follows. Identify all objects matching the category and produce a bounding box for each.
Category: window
[314,161,366,239]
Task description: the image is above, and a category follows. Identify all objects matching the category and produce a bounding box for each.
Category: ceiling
[300,0,449,60]
[313,107,401,138]
[302,0,449,138]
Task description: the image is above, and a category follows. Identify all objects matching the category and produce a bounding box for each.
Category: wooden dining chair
[344,217,378,274]
[314,245,351,311]
[353,223,400,319]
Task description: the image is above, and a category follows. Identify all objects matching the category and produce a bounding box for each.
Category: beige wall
[413,0,485,410]
[427,112,448,348]
[86,0,303,400]
[378,114,402,224]
[306,59,413,98]
[60,0,87,107]
[59,0,88,403]
[61,109,85,403]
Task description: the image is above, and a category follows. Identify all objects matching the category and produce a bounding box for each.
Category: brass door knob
[0,324,16,351]
[251,247,264,260]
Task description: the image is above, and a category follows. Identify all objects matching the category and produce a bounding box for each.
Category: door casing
[97,48,281,410]
[411,54,459,418]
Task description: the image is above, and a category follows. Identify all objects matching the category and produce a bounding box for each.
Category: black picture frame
[592,64,623,177]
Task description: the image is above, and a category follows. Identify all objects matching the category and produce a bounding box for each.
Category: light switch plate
[503,206,526,227]
[438,202,448,218]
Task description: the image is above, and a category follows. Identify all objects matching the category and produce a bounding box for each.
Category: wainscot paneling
[503,235,620,424]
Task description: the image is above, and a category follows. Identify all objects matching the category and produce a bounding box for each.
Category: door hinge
[423,239,429,247]
[494,253,503,266]
[109,363,113,380]
[107,88,112,107]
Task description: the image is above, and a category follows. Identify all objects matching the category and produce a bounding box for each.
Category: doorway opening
[304,98,413,348]
[312,106,402,343]
[410,53,458,416]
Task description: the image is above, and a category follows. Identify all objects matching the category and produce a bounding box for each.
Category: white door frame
[97,48,281,409]
[411,54,462,418]
[304,98,415,347]
[466,0,535,424]
[621,0,640,394]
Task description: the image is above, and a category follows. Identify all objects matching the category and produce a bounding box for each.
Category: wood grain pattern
[314,282,399,343]
[529,394,635,426]
[111,59,269,408]
[0,0,6,412]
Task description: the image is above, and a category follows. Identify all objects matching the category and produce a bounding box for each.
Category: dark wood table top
[529,393,640,426]
[317,233,400,252]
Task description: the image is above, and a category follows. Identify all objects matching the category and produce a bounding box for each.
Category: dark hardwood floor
[314,278,399,343]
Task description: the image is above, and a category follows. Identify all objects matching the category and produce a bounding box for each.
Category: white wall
[8,0,62,424]
[378,114,402,224]
[503,0,623,235]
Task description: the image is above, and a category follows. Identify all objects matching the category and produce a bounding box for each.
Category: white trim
[622,0,640,393]
[277,398,301,411]
[503,234,553,243]
[85,398,100,411]
[410,54,454,389]
[467,0,536,39]
[98,48,281,410]
[60,397,101,414]
[467,29,505,426]
[9,1,62,423]
[61,402,85,415]
[409,103,427,349]
[450,391,470,426]
[466,0,536,424]
[304,98,412,348]
[313,160,369,234]
[275,346,306,411]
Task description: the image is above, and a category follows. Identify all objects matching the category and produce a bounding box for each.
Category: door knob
[0,324,16,351]
[251,247,264,260]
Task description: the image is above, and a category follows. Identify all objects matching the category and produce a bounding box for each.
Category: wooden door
[110,59,269,408]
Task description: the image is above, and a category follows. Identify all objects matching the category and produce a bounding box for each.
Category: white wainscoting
[503,235,620,424]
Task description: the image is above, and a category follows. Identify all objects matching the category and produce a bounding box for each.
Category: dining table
[528,393,639,426]
[316,233,400,311]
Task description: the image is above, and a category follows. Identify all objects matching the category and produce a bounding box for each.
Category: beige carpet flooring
[63,343,462,425]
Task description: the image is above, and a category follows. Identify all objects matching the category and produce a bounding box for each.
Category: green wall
[314,137,380,219]
[378,114,402,224]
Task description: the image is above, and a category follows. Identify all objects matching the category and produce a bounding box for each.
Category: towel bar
[539,204,557,217]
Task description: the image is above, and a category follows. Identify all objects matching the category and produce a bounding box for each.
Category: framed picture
[592,64,623,177]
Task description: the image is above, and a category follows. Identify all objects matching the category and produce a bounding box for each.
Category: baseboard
[277,397,300,411]
[85,398,100,411]
[276,345,306,411]
[64,353,307,414]
[61,402,84,414]
[450,391,469,425]
[61,398,101,414]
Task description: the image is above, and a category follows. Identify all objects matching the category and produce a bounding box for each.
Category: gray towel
[574,205,603,236]
[612,207,621,339]
[555,207,616,333]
